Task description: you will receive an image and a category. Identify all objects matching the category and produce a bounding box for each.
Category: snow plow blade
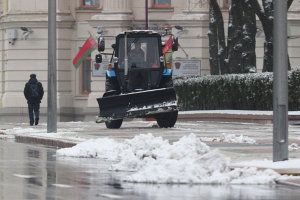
[96,88,178,123]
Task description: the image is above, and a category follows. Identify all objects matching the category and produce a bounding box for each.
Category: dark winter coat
[24,78,44,104]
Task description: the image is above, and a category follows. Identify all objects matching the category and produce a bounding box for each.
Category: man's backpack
[30,83,39,98]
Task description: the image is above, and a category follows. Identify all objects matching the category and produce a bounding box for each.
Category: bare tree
[208,0,256,74]
[227,0,244,73]
[248,0,293,72]
[242,0,257,73]
[209,0,228,74]
[208,0,220,75]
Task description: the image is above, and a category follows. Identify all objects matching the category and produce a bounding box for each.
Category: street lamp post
[47,0,57,133]
[273,0,288,162]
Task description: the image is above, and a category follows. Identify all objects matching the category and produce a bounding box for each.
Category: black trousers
[28,103,40,125]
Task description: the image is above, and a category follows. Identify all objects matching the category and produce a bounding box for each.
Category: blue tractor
[95,30,179,129]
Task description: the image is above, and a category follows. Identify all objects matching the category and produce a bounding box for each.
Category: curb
[14,135,78,148]
[277,180,300,187]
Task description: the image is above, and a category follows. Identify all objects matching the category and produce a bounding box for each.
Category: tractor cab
[114,31,166,92]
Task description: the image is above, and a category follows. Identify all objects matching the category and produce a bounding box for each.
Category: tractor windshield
[118,37,160,69]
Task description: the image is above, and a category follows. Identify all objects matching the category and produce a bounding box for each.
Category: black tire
[105,119,123,129]
[104,77,123,129]
[155,111,178,128]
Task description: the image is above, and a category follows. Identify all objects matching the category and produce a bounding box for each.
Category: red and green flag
[73,35,97,69]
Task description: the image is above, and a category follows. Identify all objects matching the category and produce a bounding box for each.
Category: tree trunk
[242,0,257,73]
[212,0,228,74]
[208,1,219,75]
[227,0,244,73]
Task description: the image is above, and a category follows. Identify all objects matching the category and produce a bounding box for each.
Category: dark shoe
[35,118,39,125]
[30,124,33,126]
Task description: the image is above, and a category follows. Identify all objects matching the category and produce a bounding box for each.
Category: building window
[225,0,231,6]
[81,0,100,8]
[82,54,92,94]
[153,0,171,8]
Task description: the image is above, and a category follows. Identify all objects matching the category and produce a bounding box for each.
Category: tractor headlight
[160,56,165,63]
[113,57,118,63]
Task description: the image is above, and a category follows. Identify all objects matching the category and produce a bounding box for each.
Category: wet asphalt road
[1,140,300,200]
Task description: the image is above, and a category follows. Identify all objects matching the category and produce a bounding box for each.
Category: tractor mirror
[98,37,105,52]
[172,36,178,51]
[95,54,102,63]
[160,56,165,63]
[111,44,116,49]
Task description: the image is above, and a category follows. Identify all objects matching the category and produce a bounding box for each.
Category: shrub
[173,67,300,111]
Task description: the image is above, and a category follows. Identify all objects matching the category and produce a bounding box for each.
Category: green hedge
[173,67,300,111]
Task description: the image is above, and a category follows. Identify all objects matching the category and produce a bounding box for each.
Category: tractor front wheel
[155,111,178,128]
[105,119,123,129]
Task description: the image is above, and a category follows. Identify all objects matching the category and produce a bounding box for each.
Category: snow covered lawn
[56,133,289,184]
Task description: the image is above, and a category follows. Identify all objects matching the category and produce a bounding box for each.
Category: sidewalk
[1,110,300,186]
[179,110,300,124]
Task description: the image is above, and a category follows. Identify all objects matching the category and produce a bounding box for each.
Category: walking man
[24,74,44,126]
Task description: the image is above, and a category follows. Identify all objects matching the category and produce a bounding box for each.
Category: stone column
[102,0,132,14]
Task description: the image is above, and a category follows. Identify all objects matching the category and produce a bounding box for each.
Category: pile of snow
[57,137,124,160]
[56,133,282,184]
[200,133,256,144]
[289,143,298,151]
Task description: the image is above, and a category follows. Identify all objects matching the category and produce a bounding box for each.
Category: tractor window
[118,37,160,69]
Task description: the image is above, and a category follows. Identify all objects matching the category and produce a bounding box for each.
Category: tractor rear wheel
[155,111,178,128]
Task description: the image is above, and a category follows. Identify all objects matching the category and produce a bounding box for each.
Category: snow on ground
[1,127,86,142]
[200,133,257,144]
[0,133,15,139]
[289,143,299,151]
[2,127,84,134]
[56,133,283,184]
[147,122,159,128]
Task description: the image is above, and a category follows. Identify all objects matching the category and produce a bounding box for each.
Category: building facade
[0,0,300,122]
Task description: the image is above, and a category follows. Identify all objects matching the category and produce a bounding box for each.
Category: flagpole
[145,0,148,30]
[88,31,93,38]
